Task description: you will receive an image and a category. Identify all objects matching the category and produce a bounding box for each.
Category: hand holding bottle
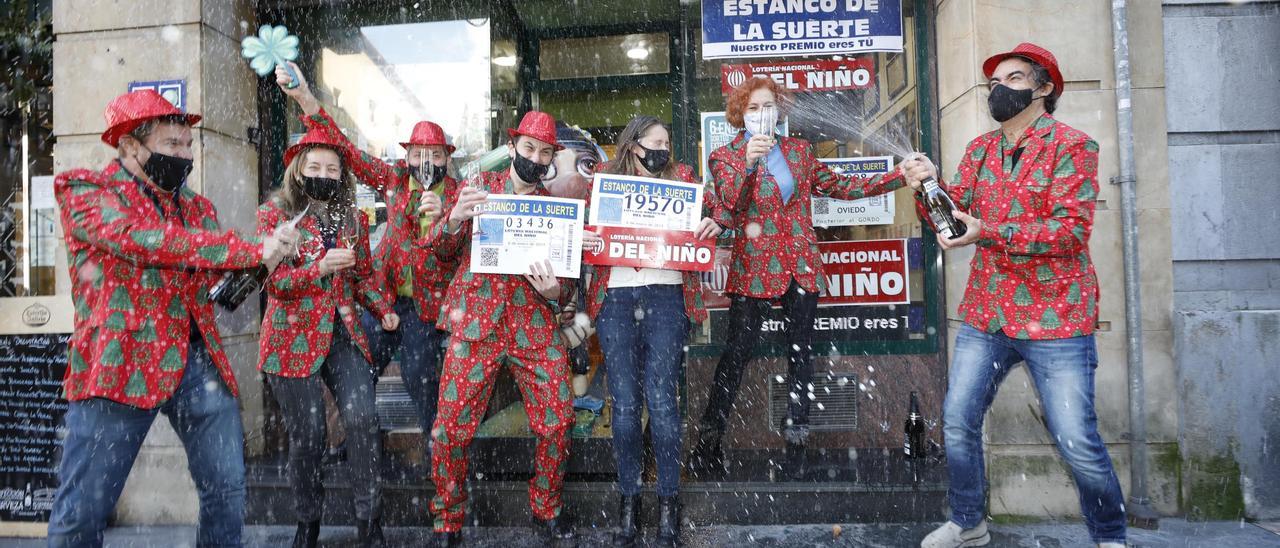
[900,153,938,191]
[262,225,300,271]
[936,210,982,250]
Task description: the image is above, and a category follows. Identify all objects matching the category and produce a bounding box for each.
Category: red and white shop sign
[720,57,875,94]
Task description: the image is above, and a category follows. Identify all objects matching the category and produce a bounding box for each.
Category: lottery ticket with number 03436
[469,194,584,279]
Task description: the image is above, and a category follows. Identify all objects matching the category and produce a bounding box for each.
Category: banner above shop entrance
[720,57,875,94]
[702,0,904,60]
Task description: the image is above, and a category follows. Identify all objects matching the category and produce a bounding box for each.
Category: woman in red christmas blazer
[690,77,909,478]
[257,126,397,548]
[579,115,728,547]
[274,62,457,443]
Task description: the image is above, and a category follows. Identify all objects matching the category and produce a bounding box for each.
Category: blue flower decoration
[241,25,300,87]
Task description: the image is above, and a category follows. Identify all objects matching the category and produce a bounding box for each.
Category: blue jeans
[47,339,245,548]
[596,284,689,498]
[943,324,1126,543]
[362,297,446,434]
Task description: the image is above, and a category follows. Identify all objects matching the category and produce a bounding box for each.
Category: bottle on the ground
[904,391,925,460]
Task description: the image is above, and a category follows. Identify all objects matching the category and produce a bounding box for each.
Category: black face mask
[511,153,550,184]
[301,176,343,201]
[417,162,447,186]
[987,84,1042,123]
[637,144,671,174]
[139,146,193,193]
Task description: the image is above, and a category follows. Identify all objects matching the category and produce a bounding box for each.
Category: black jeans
[700,280,818,443]
[267,324,382,522]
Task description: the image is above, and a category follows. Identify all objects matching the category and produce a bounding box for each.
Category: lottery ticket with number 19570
[587,173,703,232]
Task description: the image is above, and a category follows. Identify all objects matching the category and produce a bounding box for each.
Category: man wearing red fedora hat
[47,89,300,547]
[913,43,1127,548]
[422,110,577,545]
[275,63,458,464]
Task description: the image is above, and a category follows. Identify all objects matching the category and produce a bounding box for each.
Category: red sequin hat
[400,120,456,154]
[101,89,201,147]
[505,111,564,151]
[983,42,1065,98]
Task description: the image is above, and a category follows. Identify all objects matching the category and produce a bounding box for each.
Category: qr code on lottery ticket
[598,197,623,224]
[813,198,830,215]
[480,247,499,267]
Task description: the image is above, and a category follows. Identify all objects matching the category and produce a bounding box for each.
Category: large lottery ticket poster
[584,174,715,272]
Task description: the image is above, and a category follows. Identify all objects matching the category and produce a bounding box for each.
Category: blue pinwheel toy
[241,24,301,88]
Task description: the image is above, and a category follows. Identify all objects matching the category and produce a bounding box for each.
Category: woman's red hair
[725,76,794,129]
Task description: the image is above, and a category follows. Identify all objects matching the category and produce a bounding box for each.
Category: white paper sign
[588,173,704,232]
[812,156,897,227]
[469,194,584,278]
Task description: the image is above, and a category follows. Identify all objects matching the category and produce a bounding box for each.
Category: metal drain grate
[375,376,419,431]
[767,373,859,432]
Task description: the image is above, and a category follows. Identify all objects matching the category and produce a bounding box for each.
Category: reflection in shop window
[1,3,54,298]
[295,19,493,164]
[539,33,671,80]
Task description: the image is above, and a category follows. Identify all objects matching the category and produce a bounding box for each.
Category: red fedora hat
[983,42,1064,98]
[101,89,202,147]
[399,121,456,154]
[283,128,355,170]
[505,111,564,151]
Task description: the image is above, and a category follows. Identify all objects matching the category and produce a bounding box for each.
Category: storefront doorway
[253,0,947,526]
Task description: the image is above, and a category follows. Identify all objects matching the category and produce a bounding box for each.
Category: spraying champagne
[210,205,309,311]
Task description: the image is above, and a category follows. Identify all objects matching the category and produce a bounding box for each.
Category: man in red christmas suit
[916,44,1126,548]
[47,89,297,547]
[425,111,577,546]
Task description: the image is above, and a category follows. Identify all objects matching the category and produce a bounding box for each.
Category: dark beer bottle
[209,265,269,311]
[920,176,967,239]
[904,391,925,460]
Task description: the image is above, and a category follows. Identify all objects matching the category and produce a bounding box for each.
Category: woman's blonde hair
[269,144,356,216]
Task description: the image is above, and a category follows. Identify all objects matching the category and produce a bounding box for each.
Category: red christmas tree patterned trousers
[428,329,573,532]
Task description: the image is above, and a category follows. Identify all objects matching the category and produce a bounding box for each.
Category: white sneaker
[1097,543,1127,547]
[920,520,991,547]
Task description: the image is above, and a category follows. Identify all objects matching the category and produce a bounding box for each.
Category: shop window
[0,5,54,298]
[539,33,671,80]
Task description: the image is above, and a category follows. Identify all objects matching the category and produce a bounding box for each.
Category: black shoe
[656,496,681,547]
[432,531,462,547]
[784,441,808,480]
[614,495,641,546]
[688,430,725,474]
[357,517,385,547]
[322,442,347,466]
[534,513,576,541]
[291,520,320,548]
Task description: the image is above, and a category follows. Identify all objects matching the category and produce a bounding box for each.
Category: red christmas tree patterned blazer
[256,199,392,378]
[919,114,1101,340]
[426,171,574,347]
[56,161,263,408]
[299,109,461,323]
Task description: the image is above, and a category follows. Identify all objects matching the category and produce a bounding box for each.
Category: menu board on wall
[0,332,70,528]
